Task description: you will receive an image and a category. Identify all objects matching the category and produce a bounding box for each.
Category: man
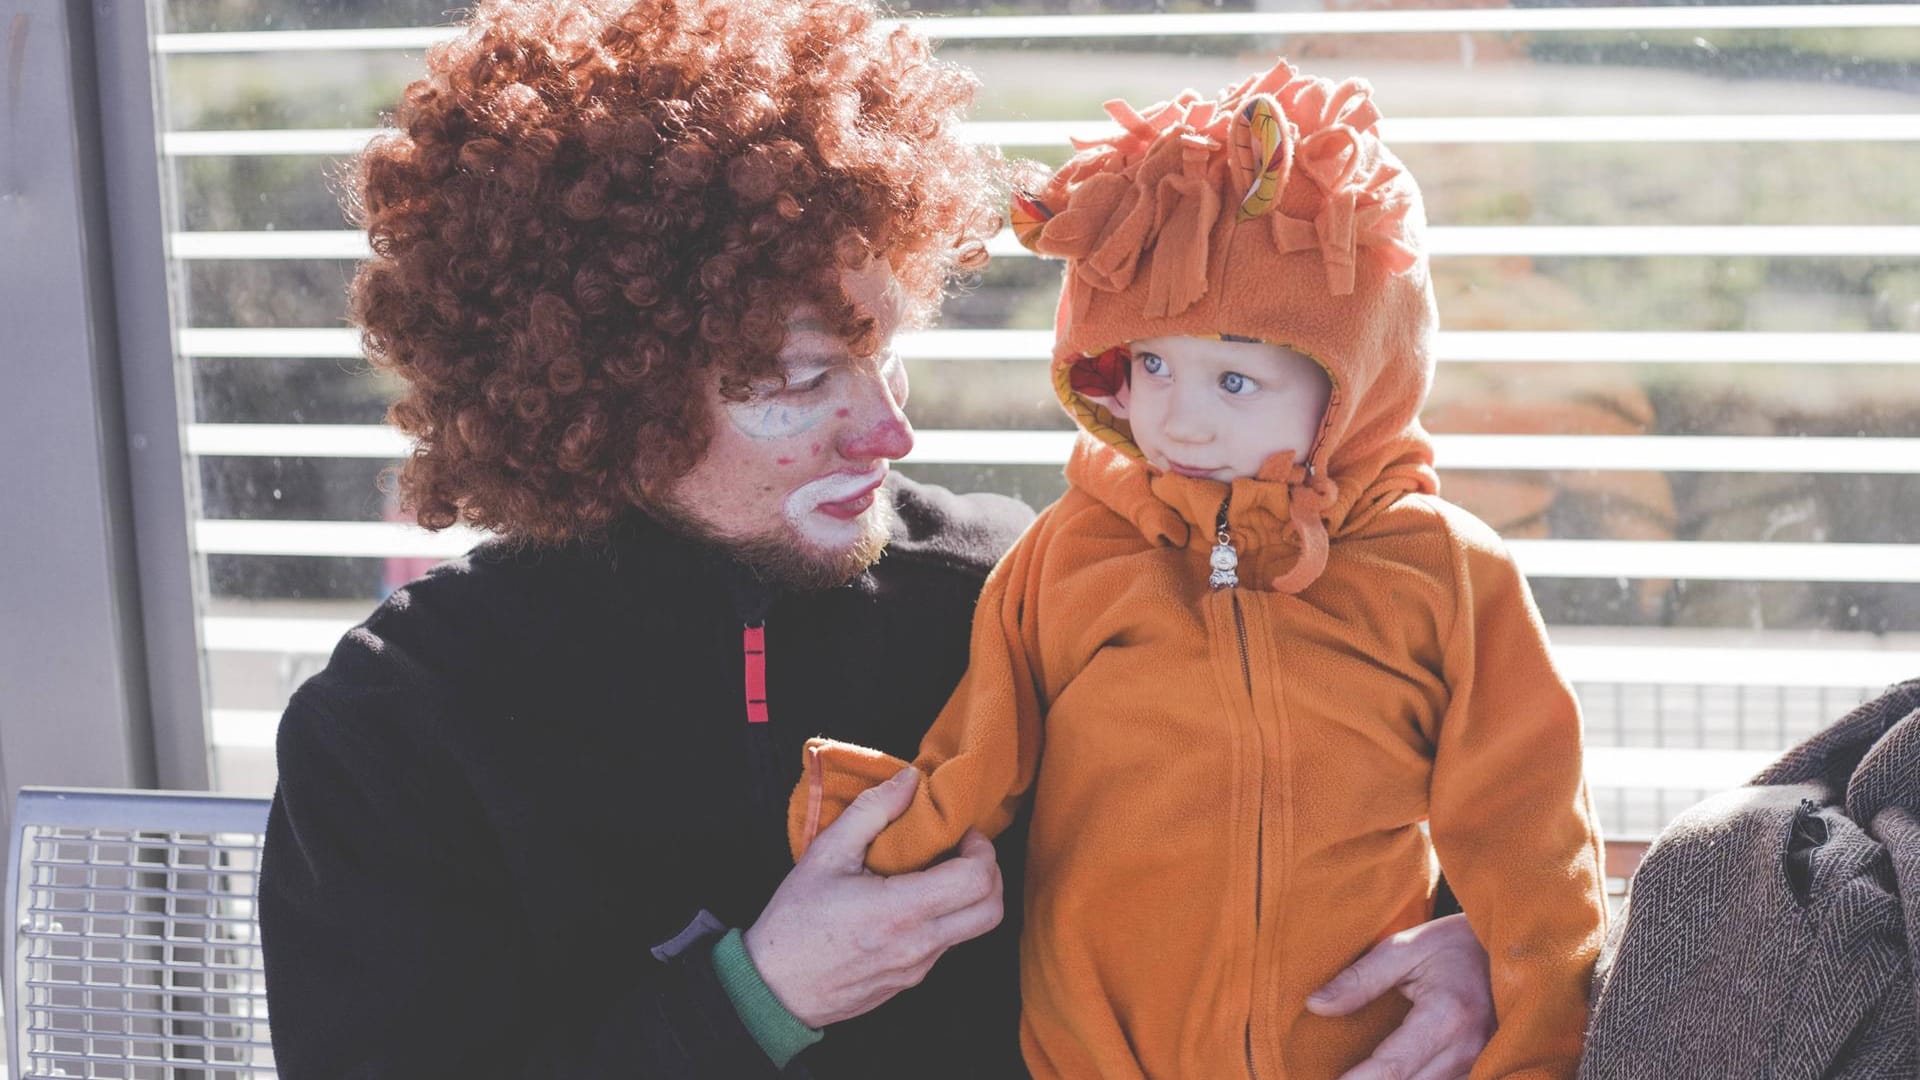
[258,1,1498,1076]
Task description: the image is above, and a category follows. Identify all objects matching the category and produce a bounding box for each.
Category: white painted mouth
[787,465,888,519]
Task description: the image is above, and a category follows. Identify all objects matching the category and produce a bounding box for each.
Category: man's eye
[1220,372,1254,394]
[786,371,832,395]
[1138,353,1166,376]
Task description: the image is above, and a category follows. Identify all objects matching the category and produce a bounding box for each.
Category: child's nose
[1161,389,1216,445]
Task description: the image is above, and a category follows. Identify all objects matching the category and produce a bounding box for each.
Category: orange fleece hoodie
[790,60,1607,1080]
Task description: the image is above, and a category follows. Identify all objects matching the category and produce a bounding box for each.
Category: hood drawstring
[1270,461,1338,595]
[1207,461,1339,595]
[1209,495,1240,590]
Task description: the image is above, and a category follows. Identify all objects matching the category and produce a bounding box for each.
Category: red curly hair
[345,0,1007,542]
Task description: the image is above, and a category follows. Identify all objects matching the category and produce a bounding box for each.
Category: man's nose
[837,366,915,462]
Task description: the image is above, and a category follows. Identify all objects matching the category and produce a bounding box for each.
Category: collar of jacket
[1064,432,1429,592]
[599,507,781,626]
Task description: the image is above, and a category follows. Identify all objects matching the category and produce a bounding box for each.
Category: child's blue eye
[1138,352,1166,376]
[1220,371,1254,395]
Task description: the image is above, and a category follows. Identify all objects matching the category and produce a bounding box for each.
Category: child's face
[1111,336,1332,482]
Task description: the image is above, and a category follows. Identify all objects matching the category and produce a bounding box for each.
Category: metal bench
[5,788,275,1079]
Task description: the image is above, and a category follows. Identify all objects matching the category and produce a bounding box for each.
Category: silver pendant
[1209,536,1239,590]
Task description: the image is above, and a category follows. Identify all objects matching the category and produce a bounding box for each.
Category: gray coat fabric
[1580,678,1920,1080]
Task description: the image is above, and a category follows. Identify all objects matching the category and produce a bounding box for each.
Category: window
[153,1,1920,849]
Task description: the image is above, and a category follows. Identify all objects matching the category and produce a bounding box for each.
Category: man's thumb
[811,767,918,869]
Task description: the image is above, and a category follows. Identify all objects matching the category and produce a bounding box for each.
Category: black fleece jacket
[259,476,1035,1079]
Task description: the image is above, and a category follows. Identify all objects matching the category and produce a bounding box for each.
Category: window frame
[0,0,212,849]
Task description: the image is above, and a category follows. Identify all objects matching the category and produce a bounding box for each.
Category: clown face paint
[728,357,840,441]
[650,261,916,589]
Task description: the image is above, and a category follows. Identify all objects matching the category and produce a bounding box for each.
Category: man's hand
[1306,913,1495,1080]
[744,767,1004,1029]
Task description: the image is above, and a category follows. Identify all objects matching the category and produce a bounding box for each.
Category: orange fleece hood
[1017,59,1441,592]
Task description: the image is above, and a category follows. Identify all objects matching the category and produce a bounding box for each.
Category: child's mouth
[1166,460,1222,480]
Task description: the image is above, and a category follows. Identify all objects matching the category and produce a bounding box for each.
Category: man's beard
[646,486,897,591]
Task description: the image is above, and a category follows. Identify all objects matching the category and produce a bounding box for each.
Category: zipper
[1236,590,1265,1080]
[1216,496,1266,1080]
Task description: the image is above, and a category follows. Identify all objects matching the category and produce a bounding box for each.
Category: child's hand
[745,768,1006,1028]
[1305,913,1495,1080]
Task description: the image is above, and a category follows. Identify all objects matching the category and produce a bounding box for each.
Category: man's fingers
[929,887,1004,947]
[1346,995,1481,1080]
[808,767,919,870]
[1331,1019,1458,1080]
[883,844,1000,917]
[1307,932,1422,1018]
[1406,1051,1475,1080]
[1334,1033,1473,1080]
[953,827,994,861]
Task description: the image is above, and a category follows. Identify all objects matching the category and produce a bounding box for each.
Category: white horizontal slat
[153,6,1920,54]
[211,710,282,750]
[1554,644,1920,689]
[1512,539,1919,583]
[971,114,1920,147]
[161,115,1920,158]
[1582,747,1775,792]
[1385,114,1920,146]
[203,616,352,655]
[163,128,383,156]
[1429,226,1920,258]
[1432,435,1920,474]
[190,519,1920,582]
[185,426,1920,475]
[196,519,484,559]
[176,327,1920,365]
[157,27,457,53]
[1432,332,1920,365]
[890,6,1920,38]
[182,327,363,357]
[167,225,1920,261]
[170,231,372,259]
[189,424,407,458]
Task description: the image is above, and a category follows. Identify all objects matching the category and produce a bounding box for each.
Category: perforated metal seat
[5,788,275,1079]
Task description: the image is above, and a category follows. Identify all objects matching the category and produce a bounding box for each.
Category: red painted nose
[840,408,914,462]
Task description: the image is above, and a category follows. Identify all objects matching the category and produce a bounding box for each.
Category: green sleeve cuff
[709,928,825,1069]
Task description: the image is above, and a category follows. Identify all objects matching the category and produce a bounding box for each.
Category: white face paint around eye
[725,359,837,441]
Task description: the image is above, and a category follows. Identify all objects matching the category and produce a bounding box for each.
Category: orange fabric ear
[1011,192,1055,252]
[1229,95,1291,222]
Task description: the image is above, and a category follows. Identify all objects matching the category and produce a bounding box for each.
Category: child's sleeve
[1427,517,1609,1080]
[787,516,1051,876]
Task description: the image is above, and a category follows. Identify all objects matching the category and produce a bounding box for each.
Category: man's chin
[649,491,896,591]
[727,512,892,590]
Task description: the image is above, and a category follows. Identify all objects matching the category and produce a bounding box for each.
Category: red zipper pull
[742,624,770,724]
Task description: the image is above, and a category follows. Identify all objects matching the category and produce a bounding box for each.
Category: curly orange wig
[346,0,1007,542]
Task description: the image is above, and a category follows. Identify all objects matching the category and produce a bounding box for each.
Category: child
[789,59,1608,1079]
